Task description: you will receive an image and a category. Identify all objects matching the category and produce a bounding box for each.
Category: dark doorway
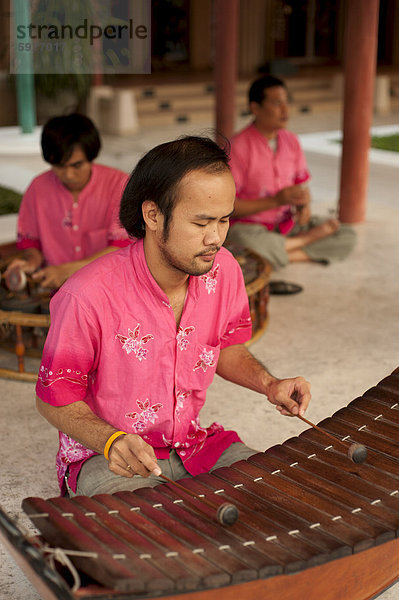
[152,0,190,71]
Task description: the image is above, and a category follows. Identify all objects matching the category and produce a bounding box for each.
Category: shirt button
[174,442,180,448]
[75,246,81,252]
[73,224,79,231]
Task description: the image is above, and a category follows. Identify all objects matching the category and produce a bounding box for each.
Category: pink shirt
[36,240,252,494]
[17,164,130,265]
[229,124,311,233]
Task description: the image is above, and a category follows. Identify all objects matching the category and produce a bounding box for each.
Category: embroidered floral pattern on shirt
[62,210,73,229]
[199,263,219,294]
[180,420,225,461]
[162,433,172,446]
[193,348,216,372]
[125,398,163,433]
[38,366,88,388]
[224,317,253,337]
[115,324,154,361]
[187,418,208,441]
[176,325,195,351]
[295,169,310,184]
[56,433,95,489]
[17,232,40,245]
[175,389,191,421]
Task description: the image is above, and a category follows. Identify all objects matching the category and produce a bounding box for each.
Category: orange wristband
[103,431,127,460]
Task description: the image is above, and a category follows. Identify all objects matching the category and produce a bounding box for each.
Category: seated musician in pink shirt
[5,114,130,289]
[35,136,311,497]
[227,75,356,269]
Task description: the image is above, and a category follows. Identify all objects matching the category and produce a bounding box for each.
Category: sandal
[269,280,303,295]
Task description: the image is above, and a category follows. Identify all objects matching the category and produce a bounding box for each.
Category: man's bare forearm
[36,396,117,454]
[62,245,121,275]
[233,185,310,219]
[216,344,276,395]
[32,245,121,288]
[233,197,279,218]
[216,344,311,416]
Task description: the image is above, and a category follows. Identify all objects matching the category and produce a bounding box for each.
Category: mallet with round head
[295,413,367,464]
[159,473,239,525]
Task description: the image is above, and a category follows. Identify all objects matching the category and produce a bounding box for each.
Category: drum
[0,248,51,382]
[2,367,399,600]
[228,245,272,345]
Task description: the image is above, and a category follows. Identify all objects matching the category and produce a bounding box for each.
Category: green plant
[0,186,22,215]
[370,133,399,153]
[335,133,399,153]
[31,0,94,101]
[35,72,91,101]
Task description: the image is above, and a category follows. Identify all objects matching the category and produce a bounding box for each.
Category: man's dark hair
[41,114,101,165]
[249,75,286,105]
[120,135,230,240]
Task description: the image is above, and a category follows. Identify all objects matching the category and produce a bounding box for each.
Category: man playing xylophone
[35,136,311,497]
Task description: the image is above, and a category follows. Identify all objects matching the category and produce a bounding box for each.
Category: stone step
[135,82,216,99]
[288,88,338,101]
[88,76,347,135]
[136,95,340,120]
[291,98,342,114]
[132,76,335,99]
[136,99,343,128]
[136,87,337,113]
[137,108,218,127]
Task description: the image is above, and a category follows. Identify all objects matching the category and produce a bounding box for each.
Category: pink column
[339,0,380,223]
[214,0,239,145]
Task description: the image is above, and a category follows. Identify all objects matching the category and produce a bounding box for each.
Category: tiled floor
[1,109,399,599]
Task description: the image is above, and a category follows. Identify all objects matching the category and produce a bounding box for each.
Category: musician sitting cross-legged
[35,136,311,498]
[5,113,130,290]
[226,75,356,270]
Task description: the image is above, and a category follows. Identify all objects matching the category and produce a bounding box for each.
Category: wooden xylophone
[3,367,399,600]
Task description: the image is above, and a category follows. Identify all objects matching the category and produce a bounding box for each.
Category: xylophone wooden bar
[214,459,377,552]
[262,444,399,531]
[181,469,353,561]
[114,489,257,584]
[21,496,148,594]
[299,425,399,486]
[283,435,399,500]
[78,493,222,592]
[318,411,399,460]
[49,494,177,594]
[2,366,399,599]
[149,475,315,571]
[349,397,399,424]
[135,481,299,575]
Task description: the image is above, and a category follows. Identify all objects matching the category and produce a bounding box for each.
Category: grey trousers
[70,443,257,497]
[226,216,357,269]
